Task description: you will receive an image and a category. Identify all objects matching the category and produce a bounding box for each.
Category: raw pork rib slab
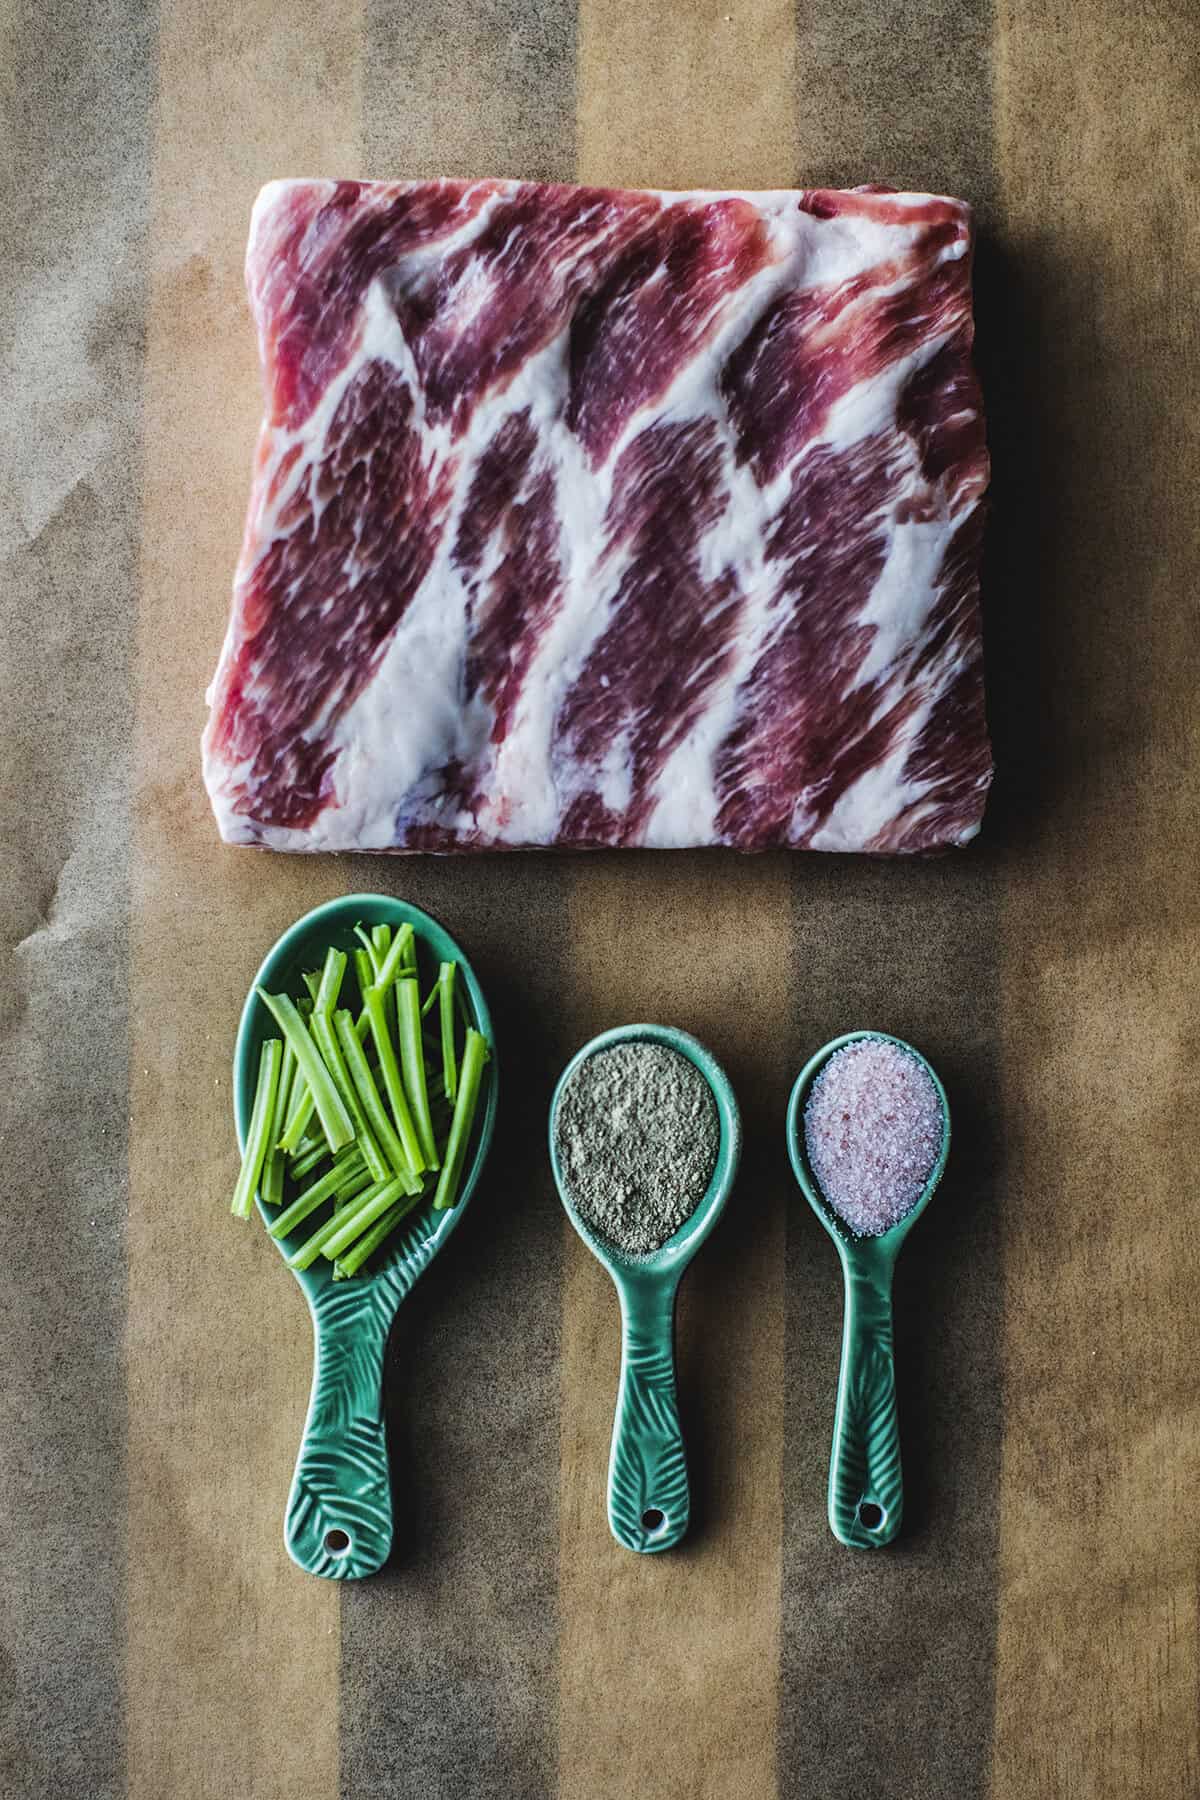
[203,178,991,853]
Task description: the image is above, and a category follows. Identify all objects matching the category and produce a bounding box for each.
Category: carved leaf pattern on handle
[285,1206,452,1580]
[829,1254,903,1549]
[608,1282,689,1553]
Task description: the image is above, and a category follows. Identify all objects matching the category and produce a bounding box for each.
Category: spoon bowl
[234,892,497,1578]
[550,1024,741,1553]
[786,1030,949,1548]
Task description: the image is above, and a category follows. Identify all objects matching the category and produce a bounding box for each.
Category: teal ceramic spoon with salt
[233,893,497,1579]
[786,1031,949,1549]
[550,1024,741,1554]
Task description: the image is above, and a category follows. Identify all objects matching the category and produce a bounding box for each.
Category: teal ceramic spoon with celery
[233,893,497,1580]
[786,1031,949,1549]
[550,1024,741,1554]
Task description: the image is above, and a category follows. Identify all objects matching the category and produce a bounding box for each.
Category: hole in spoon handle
[829,1257,903,1549]
[607,1279,689,1554]
[285,1290,393,1579]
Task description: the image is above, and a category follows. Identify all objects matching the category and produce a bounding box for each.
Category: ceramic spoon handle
[829,1255,903,1548]
[608,1277,689,1553]
[285,1285,394,1578]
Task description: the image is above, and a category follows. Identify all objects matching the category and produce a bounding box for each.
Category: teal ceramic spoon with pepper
[233,893,497,1579]
[550,1024,741,1554]
[786,1031,949,1549]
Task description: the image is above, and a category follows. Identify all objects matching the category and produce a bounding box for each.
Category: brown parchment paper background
[2,2,1198,1797]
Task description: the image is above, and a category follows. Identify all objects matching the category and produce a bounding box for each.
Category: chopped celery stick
[353,925,382,978]
[333,1010,421,1193]
[309,1009,390,1184]
[313,946,346,1015]
[373,923,415,990]
[261,1037,296,1206]
[283,1066,311,1132]
[396,976,439,1169]
[269,1153,370,1239]
[351,955,376,1049]
[280,1006,316,1148]
[274,1036,299,1125]
[438,961,458,1103]
[319,1174,415,1261]
[302,970,321,1004]
[256,989,354,1151]
[420,985,438,1017]
[279,1083,317,1154]
[289,1136,330,1181]
[231,1038,283,1219]
[288,1172,408,1270]
[334,1194,420,1278]
[353,948,375,1005]
[364,984,425,1173]
[261,1150,285,1208]
[433,1029,489,1210]
[372,925,398,1037]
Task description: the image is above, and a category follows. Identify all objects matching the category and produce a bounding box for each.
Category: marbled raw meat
[202,178,991,852]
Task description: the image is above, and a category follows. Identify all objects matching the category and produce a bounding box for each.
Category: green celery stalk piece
[284,1074,312,1127]
[274,1037,299,1130]
[438,961,458,1103]
[280,1000,315,1145]
[318,1174,415,1262]
[256,989,355,1152]
[289,1136,330,1182]
[373,923,415,991]
[269,1152,371,1239]
[333,1193,422,1279]
[231,1037,283,1219]
[351,957,376,1054]
[433,1028,489,1211]
[261,1149,285,1208]
[287,1172,408,1270]
[363,983,425,1173]
[371,924,399,1041]
[420,985,438,1018]
[353,924,381,973]
[455,982,473,1030]
[333,1009,421,1194]
[353,948,376,1009]
[279,1083,318,1154]
[370,925,393,998]
[313,946,347,1016]
[308,1008,391,1184]
[278,1002,334,1160]
[302,970,322,1004]
[396,976,439,1169]
[260,1037,297,1206]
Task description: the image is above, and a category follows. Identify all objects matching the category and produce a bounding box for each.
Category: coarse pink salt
[803,1038,944,1237]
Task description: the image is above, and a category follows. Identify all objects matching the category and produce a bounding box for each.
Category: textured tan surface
[126,5,361,1796]
[2,2,1199,1797]
[992,4,1200,1794]
[578,0,796,191]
